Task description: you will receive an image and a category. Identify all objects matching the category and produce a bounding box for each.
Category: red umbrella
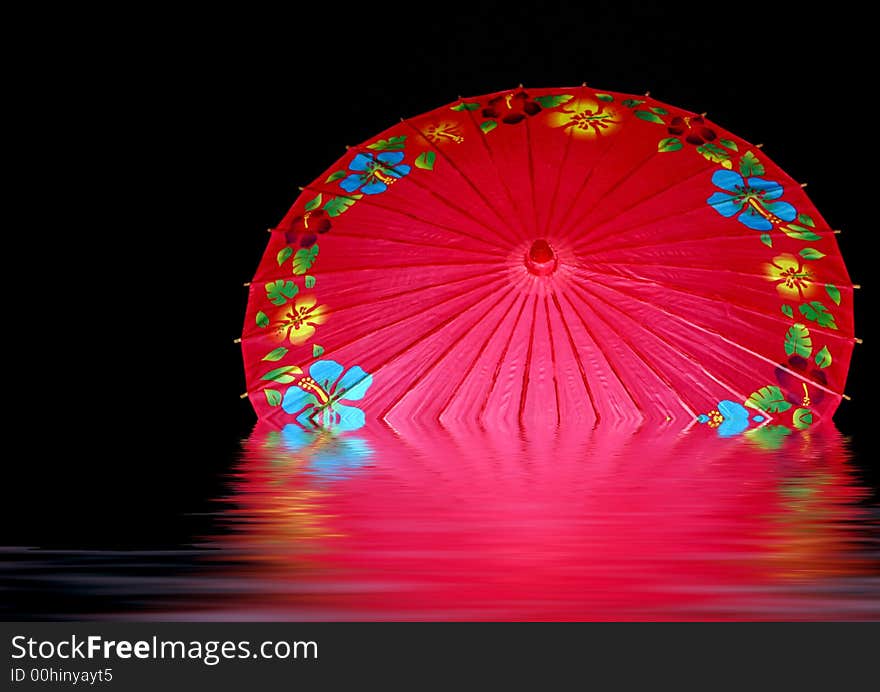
[240,86,855,436]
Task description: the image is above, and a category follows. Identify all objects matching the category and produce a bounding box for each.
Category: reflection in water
[3,423,879,620]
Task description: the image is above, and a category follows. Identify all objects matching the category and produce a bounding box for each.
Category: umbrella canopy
[241,86,854,435]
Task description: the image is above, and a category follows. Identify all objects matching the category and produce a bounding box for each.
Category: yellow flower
[424,121,464,144]
[765,253,815,300]
[274,296,327,345]
[547,98,621,138]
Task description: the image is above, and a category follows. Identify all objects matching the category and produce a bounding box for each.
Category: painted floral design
[424,121,464,144]
[765,253,815,299]
[548,98,621,138]
[707,170,797,231]
[286,209,331,248]
[340,152,411,195]
[282,360,373,432]
[697,400,755,437]
[280,425,373,477]
[667,115,716,145]
[482,90,541,125]
[776,356,826,409]
[274,296,326,345]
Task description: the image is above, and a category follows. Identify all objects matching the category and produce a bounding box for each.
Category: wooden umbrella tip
[581,81,587,87]
[644,90,651,96]
[855,337,864,344]
[756,143,764,148]
[800,182,808,188]
[833,229,842,234]
[233,338,242,344]
[853,284,862,289]
[242,282,252,287]
[518,83,524,88]
[239,392,249,400]
[842,393,852,401]
[297,185,305,191]
[700,112,707,117]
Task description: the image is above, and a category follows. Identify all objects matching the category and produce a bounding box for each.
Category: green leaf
[450,101,480,111]
[719,138,738,151]
[304,275,316,289]
[785,323,813,357]
[292,245,319,275]
[797,212,815,227]
[780,223,821,242]
[264,388,282,406]
[650,106,668,115]
[312,344,325,358]
[323,194,361,217]
[815,345,832,369]
[622,98,644,108]
[635,110,664,124]
[415,151,436,170]
[480,120,497,133]
[696,142,732,167]
[799,248,826,260]
[325,170,347,183]
[799,301,838,330]
[265,280,299,305]
[792,407,814,430]
[304,193,322,211]
[739,150,765,176]
[760,233,772,248]
[657,137,682,152]
[276,246,293,266]
[367,135,407,151]
[255,310,269,328]
[261,365,302,384]
[262,346,289,362]
[781,304,794,318]
[745,385,793,413]
[594,93,614,102]
[534,94,574,107]
[825,283,841,306]
[745,424,791,450]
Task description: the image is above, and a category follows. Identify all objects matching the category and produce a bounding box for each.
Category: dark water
[3,423,879,620]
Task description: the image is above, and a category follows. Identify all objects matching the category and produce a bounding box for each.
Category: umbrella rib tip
[644,90,651,96]
[239,392,249,400]
[842,393,852,401]
[233,338,242,344]
[853,284,861,289]
[800,182,808,188]
[855,337,864,344]
[242,282,251,287]
[756,143,764,148]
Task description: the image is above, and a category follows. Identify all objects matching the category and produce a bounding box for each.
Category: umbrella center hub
[526,239,557,275]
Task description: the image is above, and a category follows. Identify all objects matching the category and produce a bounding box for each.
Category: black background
[6,3,875,550]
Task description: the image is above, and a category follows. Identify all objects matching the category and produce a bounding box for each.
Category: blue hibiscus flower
[280,425,373,477]
[339,152,411,195]
[697,400,753,437]
[282,360,373,432]
[706,170,796,231]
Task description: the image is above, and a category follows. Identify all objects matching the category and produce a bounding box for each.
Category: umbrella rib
[479,292,530,420]
[318,266,509,320]
[539,84,587,239]
[568,275,751,404]
[301,184,509,253]
[549,105,643,239]
[576,274,844,399]
[462,106,531,242]
[315,274,510,367]
[578,262,853,342]
[542,294,562,426]
[517,295,540,425]
[309,260,499,275]
[565,282,699,418]
[379,285,515,421]
[327,230,507,258]
[401,119,519,239]
[552,289,635,418]
[525,117,541,241]
[548,290,603,422]
[563,159,717,248]
[436,291,521,421]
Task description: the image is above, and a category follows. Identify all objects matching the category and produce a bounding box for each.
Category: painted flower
[274,296,326,345]
[667,115,716,145]
[285,209,331,248]
[340,152,410,195]
[280,425,373,477]
[282,360,373,432]
[424,121,464,144]
[776,355,826,409]
[482,90,541,125]
[765,253,815,299]
[548,98,621,138]
[706,170,797,231]
[697,400,752,437]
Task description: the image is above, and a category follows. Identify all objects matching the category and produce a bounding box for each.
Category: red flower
[775,356,827,408]
[482,91,541,125]
[285,209,331,248]
[667,115,716,146]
